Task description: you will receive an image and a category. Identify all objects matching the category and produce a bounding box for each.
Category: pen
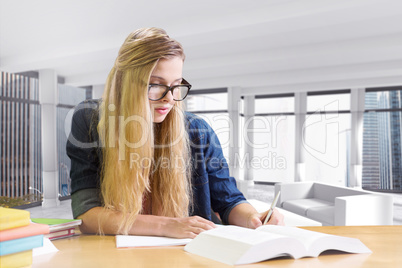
[263,191,281,225]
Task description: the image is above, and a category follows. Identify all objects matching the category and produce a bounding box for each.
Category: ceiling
[1,0,402,94]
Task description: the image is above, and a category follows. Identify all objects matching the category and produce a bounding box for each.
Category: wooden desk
[33,226,402,268]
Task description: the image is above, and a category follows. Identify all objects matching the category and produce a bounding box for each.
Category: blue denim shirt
[66,99,247,224]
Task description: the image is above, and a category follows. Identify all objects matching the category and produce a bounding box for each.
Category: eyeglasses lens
[148,85,188,101]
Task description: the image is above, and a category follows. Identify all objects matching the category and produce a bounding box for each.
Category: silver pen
[263,191,281,225]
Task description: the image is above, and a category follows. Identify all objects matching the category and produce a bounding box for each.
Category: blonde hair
[98,28,192,234]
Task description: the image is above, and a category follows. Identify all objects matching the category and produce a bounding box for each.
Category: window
[251,115,295,183]
[186,92,227,112]
[0,71,88,206]
[244,94,295,183]
[255,95,294,114]
[186,89,230,159]
[0,72,42,207]
[307,91,350,111]
[304,90,351,186]
[363,87,402,191]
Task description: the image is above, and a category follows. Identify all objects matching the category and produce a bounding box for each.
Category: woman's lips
[155,107,170,115]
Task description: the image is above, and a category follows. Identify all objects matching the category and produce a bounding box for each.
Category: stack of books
[31,218,82,240]
[0,207,49,268]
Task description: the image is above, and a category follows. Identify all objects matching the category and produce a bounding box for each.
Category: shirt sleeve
[66,100,103,217]
[71,188,103,219]
[200,118,248,224]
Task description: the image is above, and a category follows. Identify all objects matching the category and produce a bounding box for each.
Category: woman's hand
[228,203,285,229]
[161,216,216,239]
[246,209,285,229]
[264,209,285,225]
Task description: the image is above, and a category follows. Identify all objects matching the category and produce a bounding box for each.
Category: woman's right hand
[161,216,216,239]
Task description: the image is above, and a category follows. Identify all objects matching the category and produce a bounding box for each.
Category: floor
[26,199,74,219]
[26,184,402,225]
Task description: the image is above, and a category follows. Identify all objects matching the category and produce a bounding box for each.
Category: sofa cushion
[282,198,334,216]
[306,206,334,225]
[313,183,366,202]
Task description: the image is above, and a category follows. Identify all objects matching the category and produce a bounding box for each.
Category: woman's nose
[161,90,174,102]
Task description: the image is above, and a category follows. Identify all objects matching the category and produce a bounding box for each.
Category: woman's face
[149,57,184,123]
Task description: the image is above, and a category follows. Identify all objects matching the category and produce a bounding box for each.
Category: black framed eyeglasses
[148,78,192,101]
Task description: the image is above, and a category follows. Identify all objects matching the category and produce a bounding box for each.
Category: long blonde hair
[98,28,192,234]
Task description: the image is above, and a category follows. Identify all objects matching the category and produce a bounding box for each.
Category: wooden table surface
[33,225,402,268]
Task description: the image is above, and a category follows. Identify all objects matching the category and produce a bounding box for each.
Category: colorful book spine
[47,228,77,240]
[0,207,48,268]
[0,222,49,242]
[0,207,30,231]
[0,250,32,268]
[0,235,44,256]
[31,218,82,240]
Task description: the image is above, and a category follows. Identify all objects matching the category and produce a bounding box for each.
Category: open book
[184,225,371,265]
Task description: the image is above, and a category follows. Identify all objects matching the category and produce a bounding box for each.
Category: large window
[244,94,295,183]
[4,74,401,206]
[304,90,351,186]
[0,72,42,207]
[185,89,230,159]
[0,71,88,207]
[363,87,402,191]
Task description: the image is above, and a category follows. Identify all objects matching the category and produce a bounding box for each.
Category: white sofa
[274,182,393,226]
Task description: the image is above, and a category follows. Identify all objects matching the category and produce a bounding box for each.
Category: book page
[116,235,191,248]
[308,235,372,257]
[33,238,59,256]
[257,225,329,249]
[205,225,286,246]
[257,225,371,257]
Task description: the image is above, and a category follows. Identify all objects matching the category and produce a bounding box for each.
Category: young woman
[66,27,283,239]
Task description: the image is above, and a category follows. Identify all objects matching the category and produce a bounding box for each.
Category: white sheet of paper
[116,235,192,248]
[33,237,59,256]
